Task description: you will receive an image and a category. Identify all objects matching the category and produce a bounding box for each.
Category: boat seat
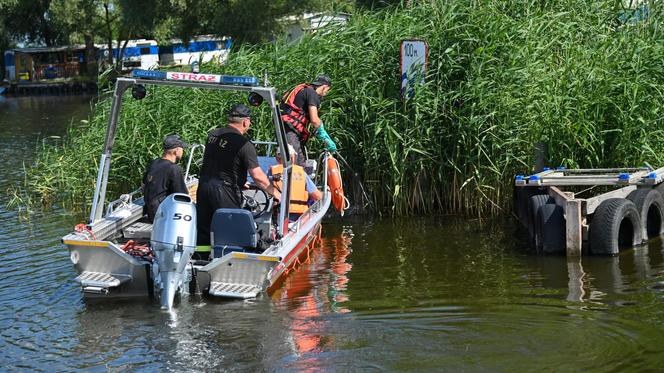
[210,208,258,258]
[123,221,153,239]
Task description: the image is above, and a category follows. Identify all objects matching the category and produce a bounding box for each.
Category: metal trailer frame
[515,166,664,256]
[88,75,294,238]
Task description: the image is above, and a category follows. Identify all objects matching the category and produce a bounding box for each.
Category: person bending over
[280,75,337,166]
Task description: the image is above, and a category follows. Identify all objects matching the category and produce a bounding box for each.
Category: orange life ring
[327,156,345,215]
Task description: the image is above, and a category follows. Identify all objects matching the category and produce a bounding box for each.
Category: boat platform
[4,81,97,95]
[514,166,664,256]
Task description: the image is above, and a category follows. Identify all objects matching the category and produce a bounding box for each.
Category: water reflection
[271,226,354,364]
[555,237,664,305]
[566,257,585,302]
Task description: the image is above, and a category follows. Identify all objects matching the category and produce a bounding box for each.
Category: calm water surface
[1,95,664,372]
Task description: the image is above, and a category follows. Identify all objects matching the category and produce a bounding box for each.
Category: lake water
[2,95,664,371]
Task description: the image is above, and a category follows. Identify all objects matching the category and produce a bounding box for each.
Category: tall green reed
[21,0,664,216]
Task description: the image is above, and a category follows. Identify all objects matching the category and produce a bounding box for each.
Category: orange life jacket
[280,83,311,142]
[271,164,309,214]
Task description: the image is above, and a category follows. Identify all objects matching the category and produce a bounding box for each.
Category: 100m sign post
[400,40,428,100]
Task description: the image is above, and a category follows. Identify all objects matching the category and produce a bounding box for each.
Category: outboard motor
[150,193,197,310]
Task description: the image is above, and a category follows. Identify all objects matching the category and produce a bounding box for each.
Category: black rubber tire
[514,187,544,228]
[654,182,664,198]
[537,204,566,254]
[589,198,643,256]
[528,194,553,249]
[627,188,664,241]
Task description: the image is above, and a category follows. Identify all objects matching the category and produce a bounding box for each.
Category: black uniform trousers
[196,176,243,245]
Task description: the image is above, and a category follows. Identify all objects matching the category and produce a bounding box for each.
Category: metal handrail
[105,188,142,216]
[290,152,329,234]
[253,140,278,156]
[184,143,205,182]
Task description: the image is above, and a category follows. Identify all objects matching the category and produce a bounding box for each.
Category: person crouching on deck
[142,134,189,223]
[269,144,322,222]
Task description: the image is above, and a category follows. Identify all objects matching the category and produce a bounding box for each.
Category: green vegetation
[19,0,664,216]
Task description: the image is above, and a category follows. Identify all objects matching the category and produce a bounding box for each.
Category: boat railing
[185,143,206,183]
[105,189,142,217]
[291,198,324,233]
[253,141,278,156]
[289,152,330,234]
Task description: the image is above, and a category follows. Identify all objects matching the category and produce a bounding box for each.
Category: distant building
[158,35,232,67]
[4,35,232,83]
[282,12,350,42]
[97,39,159,71]
[4,45,97,83]
[97,35,231,72]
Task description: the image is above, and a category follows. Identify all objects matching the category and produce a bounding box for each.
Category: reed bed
[19,0,664,216]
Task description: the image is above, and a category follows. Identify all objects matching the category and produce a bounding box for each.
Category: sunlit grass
[20,0,664,216]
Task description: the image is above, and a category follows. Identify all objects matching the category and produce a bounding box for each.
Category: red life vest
[280,84,311,142]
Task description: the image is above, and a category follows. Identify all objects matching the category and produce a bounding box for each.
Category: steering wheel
[242,186,273,218]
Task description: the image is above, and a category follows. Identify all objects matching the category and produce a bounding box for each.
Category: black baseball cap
[228,103,252,118]
[312,74,332,87]
[163,134,187,150]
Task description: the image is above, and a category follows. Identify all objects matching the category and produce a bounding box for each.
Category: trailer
[514,166,664,256]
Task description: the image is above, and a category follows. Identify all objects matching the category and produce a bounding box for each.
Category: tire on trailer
[529,194,553,249]
[654,182,664,198]
[627,188,664,241]
[515,187,544,227]
[536,204,566,254]
[589,198,643,256]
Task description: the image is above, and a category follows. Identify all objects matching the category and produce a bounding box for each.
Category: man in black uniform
[142,134,189,222]
[196,104,281,245]
[280,75,337,166]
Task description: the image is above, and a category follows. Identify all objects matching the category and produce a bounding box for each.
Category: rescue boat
[61,69,346,309]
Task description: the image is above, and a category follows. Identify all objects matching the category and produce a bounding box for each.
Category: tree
[151,0,317,45]
[0,0,357,82]
[1,0,69,47]
[49,0,99,77]
[49,0,156,75]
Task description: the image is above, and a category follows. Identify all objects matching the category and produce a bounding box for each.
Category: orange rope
[74,223,96,240]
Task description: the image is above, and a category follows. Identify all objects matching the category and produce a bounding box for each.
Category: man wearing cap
[142,134,189,223]
[280,75,337,167]
[196,104,281,245]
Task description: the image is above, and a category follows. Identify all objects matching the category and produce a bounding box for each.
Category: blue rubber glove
[314,123,337,152]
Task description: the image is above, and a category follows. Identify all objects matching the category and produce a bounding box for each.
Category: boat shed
[3,45,96,83]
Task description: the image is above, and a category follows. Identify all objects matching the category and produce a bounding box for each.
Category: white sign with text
[400,40,428,99]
